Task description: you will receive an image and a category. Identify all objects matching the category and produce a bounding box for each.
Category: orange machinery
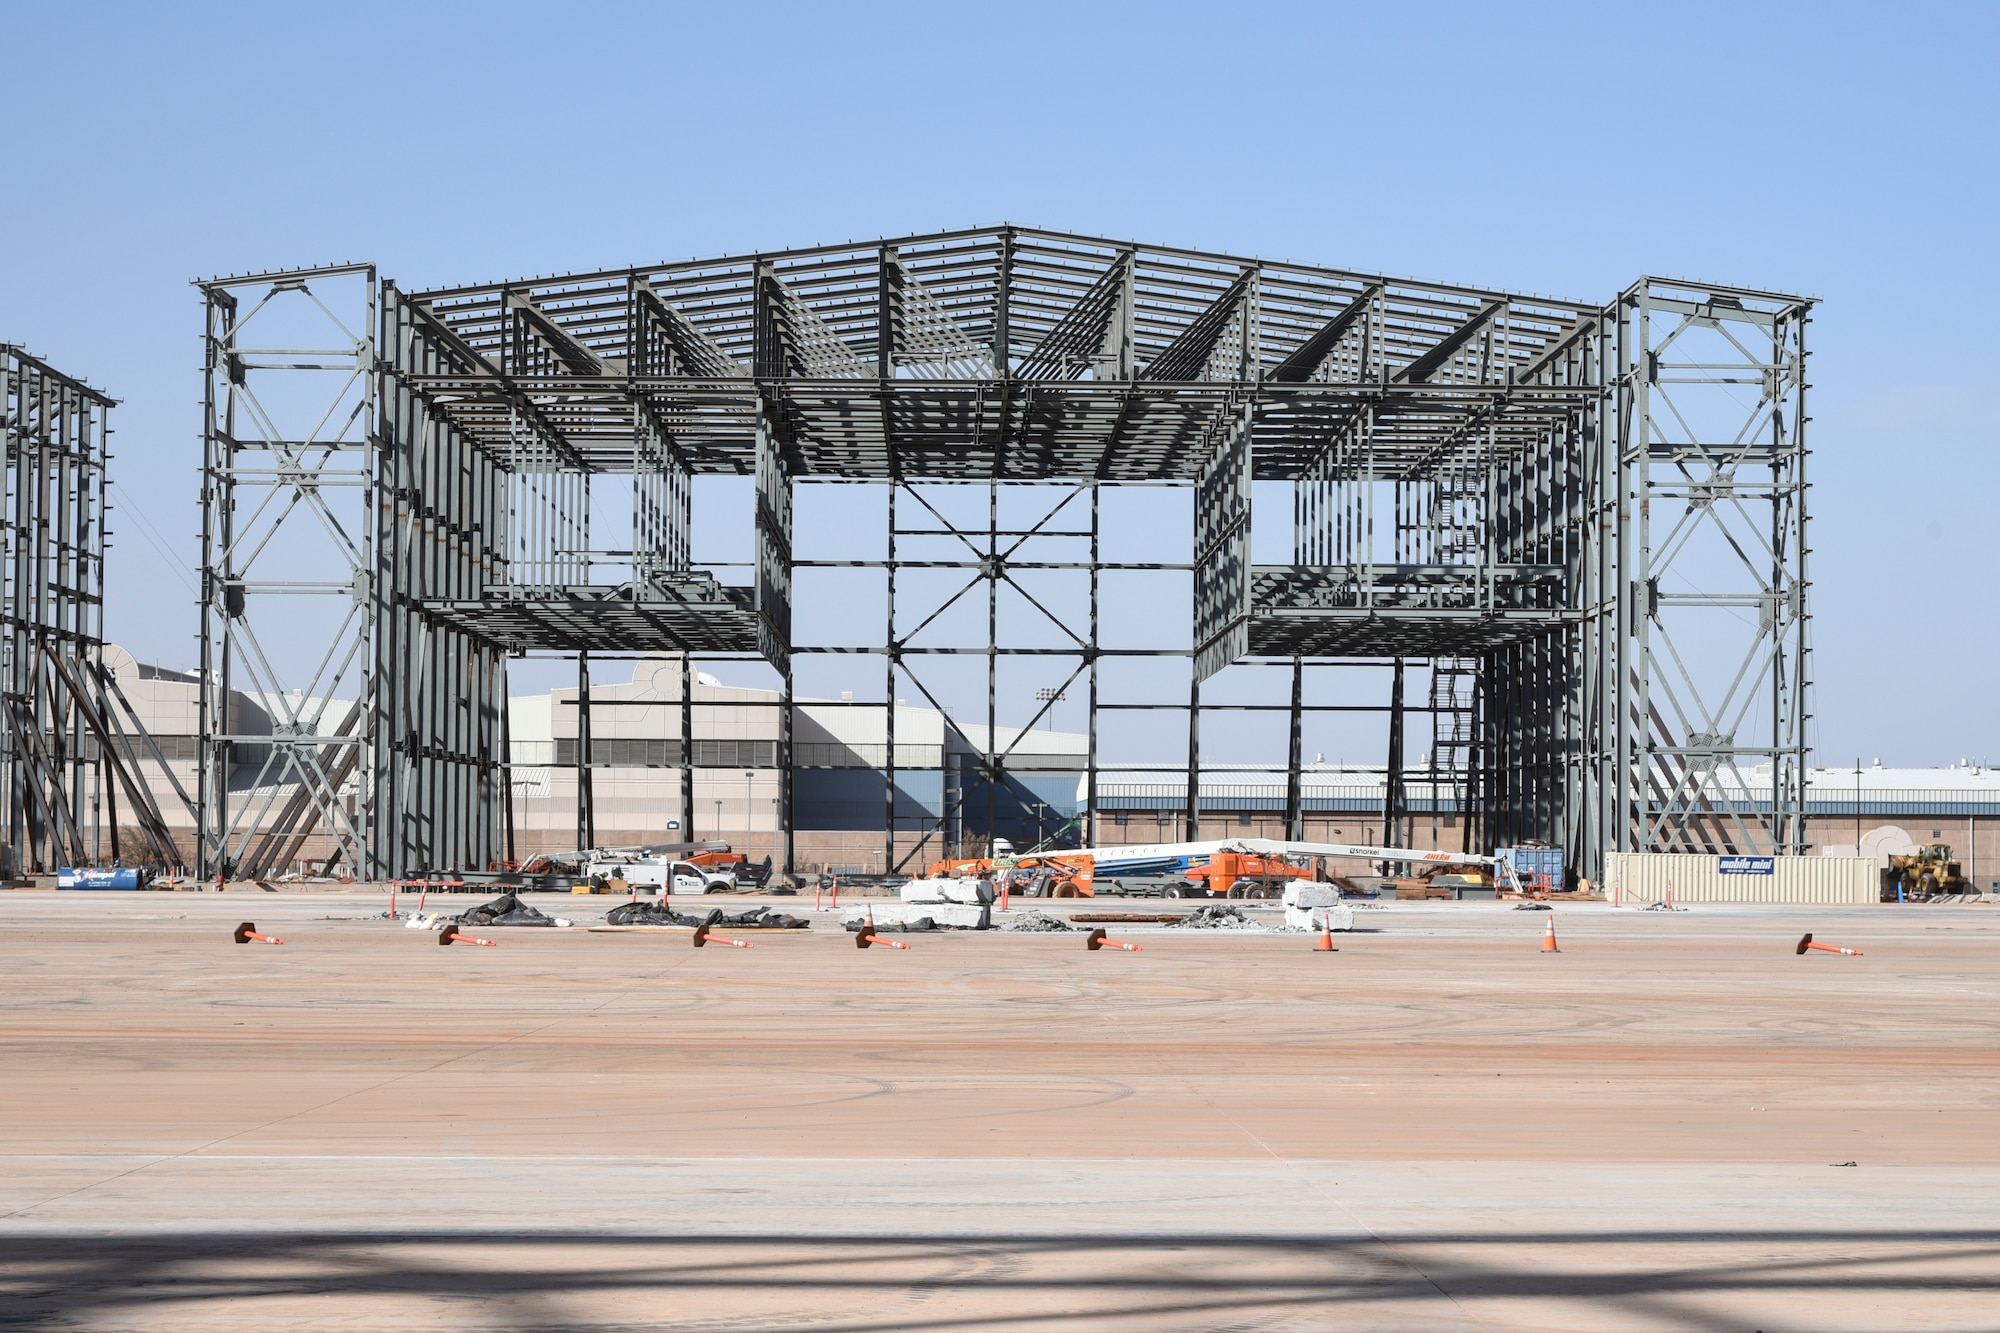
[1182,851,1314,898]
[923,853,1096,896]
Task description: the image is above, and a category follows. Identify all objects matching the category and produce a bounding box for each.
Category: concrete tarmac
[2,891,1997,1330]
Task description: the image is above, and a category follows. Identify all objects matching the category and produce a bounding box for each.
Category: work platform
[421,578,762,656]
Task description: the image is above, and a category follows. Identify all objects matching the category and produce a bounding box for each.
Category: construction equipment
[1078,838,1527,897]
[930,854,1094,898]
[1183,851,1314,899]
[1885,844,1973,899]
[918,839,1527,900]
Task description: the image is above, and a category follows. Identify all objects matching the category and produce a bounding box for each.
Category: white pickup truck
[584,856,737,895]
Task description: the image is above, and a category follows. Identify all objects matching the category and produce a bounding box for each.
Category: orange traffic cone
[438,924,496,947]
[1314,925,1338,952]
[232,921,283,945]
[1796,932,1862,957]
[1540,917,1559,953]
[856,927,912,950]
[1086,927,1141,953]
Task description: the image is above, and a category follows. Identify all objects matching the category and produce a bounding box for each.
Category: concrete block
[852,901,992,930]
[901,877,994,906]
[1285,902,1356,932]
[1282,882,1338,910]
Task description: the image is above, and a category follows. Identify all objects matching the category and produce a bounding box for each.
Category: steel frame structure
[4,347,179,873]
[195,230,1813,880]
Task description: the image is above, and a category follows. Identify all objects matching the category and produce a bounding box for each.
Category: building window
[553,738,777,768]
[135,736,203,762]
[1237,812,1252,827]
[1156,811,1173,826]
[692,739,778,768]
[1113,812,1127,827]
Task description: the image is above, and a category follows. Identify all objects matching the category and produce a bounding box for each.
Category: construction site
[5,231,1998,1330]
[8,229,1823,882]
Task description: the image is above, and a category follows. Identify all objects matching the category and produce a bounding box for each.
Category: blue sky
[2,0,1993,765]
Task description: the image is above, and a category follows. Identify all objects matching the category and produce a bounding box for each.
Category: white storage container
[1603,853,1877,905]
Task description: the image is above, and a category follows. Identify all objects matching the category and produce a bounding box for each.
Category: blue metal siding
[792,770,943,831]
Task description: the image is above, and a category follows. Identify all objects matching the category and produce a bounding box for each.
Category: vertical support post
[752,402,792,675]
[681,651,695,841]
[781,664,794,883]
[1385,658,1406,848]
[1286,657,1304,840]
[985,474,998,856]
[1185,675,1201,841]
[196,290,235,878]
[884,481,897,874]
[500,654,515,865]
[576,651,594,850]
[1087,484,1099,849]
[751,397,793,867]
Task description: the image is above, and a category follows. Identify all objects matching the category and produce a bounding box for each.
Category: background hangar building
[191,227,1813,881]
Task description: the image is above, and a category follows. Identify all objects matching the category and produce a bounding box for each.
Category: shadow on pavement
[4,1228,1999,1330]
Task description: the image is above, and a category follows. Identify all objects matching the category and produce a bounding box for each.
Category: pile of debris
[1172,904,1263,931]
[841,914,935,934]
[606,902,811,930]
[1002,911,1074,933]
[404,891,573,931]
[454,892,565,927]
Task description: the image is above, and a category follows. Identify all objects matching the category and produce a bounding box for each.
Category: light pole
[744,770,755,855]
[1035,685,1064,731]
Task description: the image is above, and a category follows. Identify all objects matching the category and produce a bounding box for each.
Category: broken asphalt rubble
[605,901,812,930]
[1003,911,1074,933]
[1171,904,1263,930]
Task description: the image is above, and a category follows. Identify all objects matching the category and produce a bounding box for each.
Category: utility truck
[582,842,740,895]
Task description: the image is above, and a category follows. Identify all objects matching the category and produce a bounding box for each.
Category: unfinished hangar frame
[4,346,181,874]
[194,227,1813,881]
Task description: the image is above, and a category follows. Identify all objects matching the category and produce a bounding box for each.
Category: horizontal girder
[395,377,1595,481]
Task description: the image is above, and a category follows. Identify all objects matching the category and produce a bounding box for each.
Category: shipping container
[57,867,145,890]
[1602,853,1877,905]
[1498,846,1565,892]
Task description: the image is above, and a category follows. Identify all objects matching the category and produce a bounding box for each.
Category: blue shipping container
[1497,847,1565,890]
[57,867,144,890]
